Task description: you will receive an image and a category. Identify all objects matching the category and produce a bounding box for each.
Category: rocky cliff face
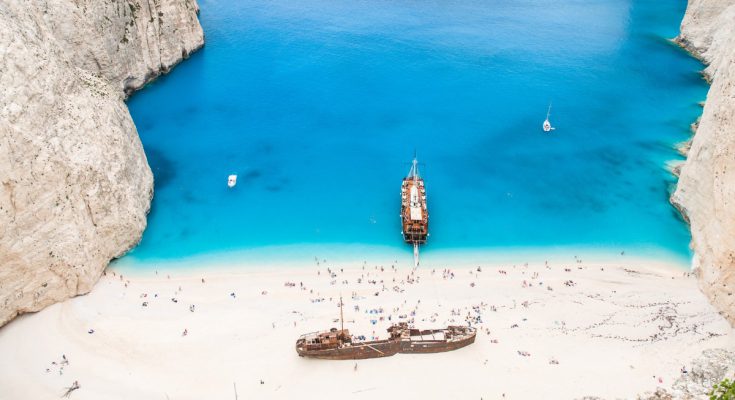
[41,0,204,96]
[671,0,735,325]
[0,0,203,327]
[580,349,735,400]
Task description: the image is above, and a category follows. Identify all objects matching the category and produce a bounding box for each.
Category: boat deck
[401,177,428,244]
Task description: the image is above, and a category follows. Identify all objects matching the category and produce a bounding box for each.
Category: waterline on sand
[113,243,691,274]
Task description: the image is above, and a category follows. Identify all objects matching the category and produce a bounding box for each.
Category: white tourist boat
[543,103,555,132]
[227,174,237,188]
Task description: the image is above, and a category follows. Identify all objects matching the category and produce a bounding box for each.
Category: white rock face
[0,0,203,327]
[671,0,735,325]
[41,0,205,95]
[636,349,735,399]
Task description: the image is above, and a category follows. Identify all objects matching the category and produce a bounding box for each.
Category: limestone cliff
[671,0,735,325]
[0,1,203,327]
[41,0,204,96]
[588,349,735,400]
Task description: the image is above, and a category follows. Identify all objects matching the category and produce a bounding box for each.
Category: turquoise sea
[122,0,706,267]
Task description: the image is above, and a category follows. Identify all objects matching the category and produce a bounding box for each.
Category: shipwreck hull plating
[296,339,400,360]
[296,324,476,360]
[399,333,476,354]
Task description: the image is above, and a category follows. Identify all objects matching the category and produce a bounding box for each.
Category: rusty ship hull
[398,328,477,354]
[295,338,401,360]
[296,324,475,360]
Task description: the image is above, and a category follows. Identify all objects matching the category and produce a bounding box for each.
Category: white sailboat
[543,103,556,132]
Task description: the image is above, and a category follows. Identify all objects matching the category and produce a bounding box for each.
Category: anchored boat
[401,157,428,267]
[543,103,556,132]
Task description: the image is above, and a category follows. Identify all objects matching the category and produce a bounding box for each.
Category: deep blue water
[124,0,706,265]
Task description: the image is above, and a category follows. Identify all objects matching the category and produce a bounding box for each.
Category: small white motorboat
[543,103,556,132]
[227,174,237,188]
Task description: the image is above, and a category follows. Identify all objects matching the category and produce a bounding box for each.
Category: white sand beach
[0,256,732,400]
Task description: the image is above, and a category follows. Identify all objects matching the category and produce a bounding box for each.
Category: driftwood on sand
[62,381,80,398]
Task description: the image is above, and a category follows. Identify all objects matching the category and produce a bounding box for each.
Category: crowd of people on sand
[295,257,634,367]
[60,252,704,398]
[193,260,514,337]
[96,254,674,380]
[45,354,69,375]
[43,251,707,400]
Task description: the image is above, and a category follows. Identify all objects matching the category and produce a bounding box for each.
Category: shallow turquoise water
[124,0,706,265]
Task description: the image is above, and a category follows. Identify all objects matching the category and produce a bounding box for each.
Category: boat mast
[546,103,552,120]
[412,157,418,183]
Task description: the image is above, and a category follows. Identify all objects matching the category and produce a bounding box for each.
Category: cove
[124,0,707,266]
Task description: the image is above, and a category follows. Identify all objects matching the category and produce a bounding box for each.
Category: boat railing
[297,331,324,340]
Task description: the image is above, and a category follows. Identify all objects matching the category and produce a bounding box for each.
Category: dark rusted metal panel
[296,324,476,360]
